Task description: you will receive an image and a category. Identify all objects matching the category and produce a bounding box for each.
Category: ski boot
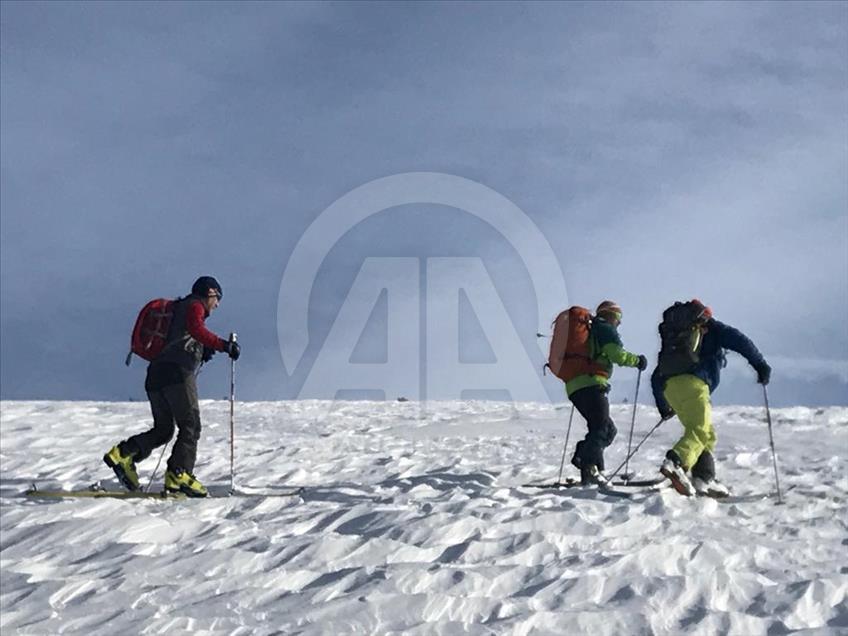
[692,476,730,498]
[103,445,140,491]
[580,465,608,486]
[660,451,694,496]
[164,469,208,498]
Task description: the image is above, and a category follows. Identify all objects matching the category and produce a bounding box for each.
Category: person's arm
[600,341,640,368]
[651,366,674,419]
[185,301,227,351]
[713,320,771,383]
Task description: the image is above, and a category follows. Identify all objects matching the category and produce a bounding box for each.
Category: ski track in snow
[1,400,846,635]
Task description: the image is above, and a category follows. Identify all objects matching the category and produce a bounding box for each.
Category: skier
[104,276,241,497]
[651,300,771,497]
[566,300,647,484]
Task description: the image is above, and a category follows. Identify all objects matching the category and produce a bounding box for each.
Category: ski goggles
[602,311,622,324]
[691,299,712,322]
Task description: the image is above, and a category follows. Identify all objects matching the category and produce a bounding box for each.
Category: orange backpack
[546,306,609,382]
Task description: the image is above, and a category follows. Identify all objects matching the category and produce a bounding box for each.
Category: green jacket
[565,317,640,397]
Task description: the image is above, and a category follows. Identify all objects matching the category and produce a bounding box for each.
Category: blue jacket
[651,319,768,414]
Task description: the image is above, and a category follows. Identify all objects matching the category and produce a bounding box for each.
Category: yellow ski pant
[664,374,714,470]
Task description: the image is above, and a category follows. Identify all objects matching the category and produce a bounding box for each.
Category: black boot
[570,441,584,470]
[580,464,608,486]
[691,451,716,482]
[690,451,729,497]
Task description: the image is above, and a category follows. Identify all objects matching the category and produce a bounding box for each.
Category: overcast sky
[1,1,846,407]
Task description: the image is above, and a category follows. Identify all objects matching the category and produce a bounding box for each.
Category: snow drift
[1,400,846,634]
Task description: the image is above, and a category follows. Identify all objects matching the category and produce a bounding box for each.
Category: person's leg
[105,377,176,490]
[121,389,176,462]
[569,389,592,469]
[164,373,202,474]
[664,375,711,471]
[691,415,723,492]
[570,385,616,472]
[659,375,711,495]
[162,373,207,497]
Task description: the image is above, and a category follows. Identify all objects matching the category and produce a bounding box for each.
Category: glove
[223,340,241,361]
[659,406,675,421]
[756,362,771,385]
[201,347,216,363]
[636,354,648,371]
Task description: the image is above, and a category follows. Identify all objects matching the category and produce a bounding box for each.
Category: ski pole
[229,332,237,495]
[607,417,664,482]
[146,442,170,493]
[556,404,575,484]
[623,368,642,481]
[762,384,783,504]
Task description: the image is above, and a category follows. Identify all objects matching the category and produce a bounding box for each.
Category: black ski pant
[121,363,202,474]
[569,385,617,472]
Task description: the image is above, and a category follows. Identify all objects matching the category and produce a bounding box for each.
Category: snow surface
[1,400,846,635]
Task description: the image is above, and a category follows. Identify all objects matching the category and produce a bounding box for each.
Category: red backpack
[546,306,609,382]
[125,298,175,365]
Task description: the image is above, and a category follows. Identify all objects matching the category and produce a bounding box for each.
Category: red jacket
[185,300,227,351]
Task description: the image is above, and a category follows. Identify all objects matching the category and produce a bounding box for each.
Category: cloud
[764,356,848,384]
[1,2,845,404]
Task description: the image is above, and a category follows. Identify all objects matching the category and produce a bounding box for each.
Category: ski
[696,492,760,503]
[525,474,666,489]
[25,488,185,500]
[521,478,580,489]
[228,487,303,498]
[24,483,304,500]
[611,476,667,487]
[700,485,796,504]
[664,483,796,503]
[596,485,638,499]
[520,481,637,499]
[523,476,665,496]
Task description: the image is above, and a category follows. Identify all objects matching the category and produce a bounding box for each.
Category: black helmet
[191,276,222,299]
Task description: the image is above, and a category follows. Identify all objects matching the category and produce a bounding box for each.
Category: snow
[1,399,847,635]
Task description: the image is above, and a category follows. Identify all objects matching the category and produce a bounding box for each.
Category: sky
[1,1,846,407]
